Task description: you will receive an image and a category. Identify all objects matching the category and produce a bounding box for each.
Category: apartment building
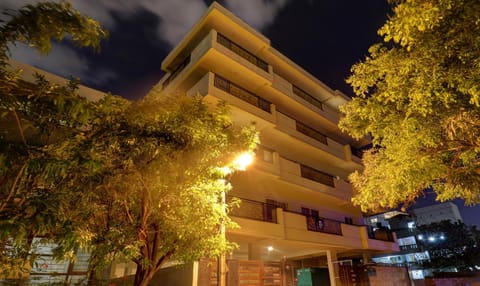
[148,3,399,285]
[413,202,463,226]
[4,3,400,285]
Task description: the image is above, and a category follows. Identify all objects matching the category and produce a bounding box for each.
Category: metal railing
[292,85,323,110]
[399,244,419,252]
[282,211,343,235]
[367,228,395,242]
[227,196,278,223]
[162,55,191,88]
[217,33,269,72]
[306,216,342,235]
[214,75,271,113]
[296,121,328,145]
[300,164,335,187]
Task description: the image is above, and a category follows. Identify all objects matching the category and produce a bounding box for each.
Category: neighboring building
[140,2,399,285]
[364,210,409,230]
[368,203,464,280]
[412,202,462,226]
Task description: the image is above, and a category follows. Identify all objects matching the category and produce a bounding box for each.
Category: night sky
[3,0,479,226]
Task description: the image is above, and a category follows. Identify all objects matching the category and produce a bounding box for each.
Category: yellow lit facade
[154,3,398,285]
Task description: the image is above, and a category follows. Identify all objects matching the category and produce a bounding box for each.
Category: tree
[0,3,257,286]
[72,95,256,286]
[339,0,480,211]
[416,220,480,272]
[0,1,108,277]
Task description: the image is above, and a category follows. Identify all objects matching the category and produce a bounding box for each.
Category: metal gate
[199,259,284,286]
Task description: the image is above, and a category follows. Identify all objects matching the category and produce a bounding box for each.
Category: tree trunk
[133,264,157,286]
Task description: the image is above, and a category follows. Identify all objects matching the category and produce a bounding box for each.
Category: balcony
[300,164,335,188]
[367,228,395,242]
[228,196,278,223]
[217,33,269,72]
[226,197,398,252]
[213,75,271,113]
[187,72,276,127]
[271,73,340,125]
[278,156,351,201]
[275,112,347,161]
[296,121,327,145]
[292,85,323,110]
[303,214,342,235]
[162,55,191,89]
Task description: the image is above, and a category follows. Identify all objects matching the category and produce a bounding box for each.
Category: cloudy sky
[2,0,389,99]
[3,0,478,225]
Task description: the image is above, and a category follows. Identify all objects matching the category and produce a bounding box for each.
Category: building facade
[4,3,402,285]
[412,202,462,226]
[147,3,399,285]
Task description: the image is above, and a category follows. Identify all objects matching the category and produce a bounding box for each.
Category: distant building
[412,202,463,225]
[366,202,465,280]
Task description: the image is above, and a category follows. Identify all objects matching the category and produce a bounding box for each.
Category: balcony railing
[300,164,335,187]
[399,244,419,251]
[296,121,328,145]
[214,75,271,113]
[367,228,395,242]
[285,210,342,235]
[292,85,323,110]
[162,55,191,88]
[217,33,269,72]
[228,196,278,223]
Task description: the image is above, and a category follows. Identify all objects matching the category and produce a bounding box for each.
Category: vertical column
[326,250,339,286]
[362,252,372,264]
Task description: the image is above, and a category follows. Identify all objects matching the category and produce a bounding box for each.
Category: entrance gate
[199,260,285,286]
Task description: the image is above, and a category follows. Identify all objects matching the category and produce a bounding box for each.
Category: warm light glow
[233,152,254,171]
[219,166,232,176]
[267,246,274,252]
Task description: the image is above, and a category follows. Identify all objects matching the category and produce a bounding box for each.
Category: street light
[218,152,254,286]
[232,152,254,171]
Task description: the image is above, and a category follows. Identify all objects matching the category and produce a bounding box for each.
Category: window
[256,145,274,163]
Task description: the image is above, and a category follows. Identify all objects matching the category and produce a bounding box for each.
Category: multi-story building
[412,202,462,226]
[5,3,402,285]
[147,3,399,285]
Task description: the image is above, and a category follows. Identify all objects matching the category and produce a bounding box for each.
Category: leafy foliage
[0,2,257,286]
[416,220,480,272]
[0,1,107,278]
[339,0,480,211]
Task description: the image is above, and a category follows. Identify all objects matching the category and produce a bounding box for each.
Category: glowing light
[417,235,423,240]
[219,166,232,175]
[440,235,445,240]
[428,236,435,242]
[233,152,254,171]
[267,246,274,252]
